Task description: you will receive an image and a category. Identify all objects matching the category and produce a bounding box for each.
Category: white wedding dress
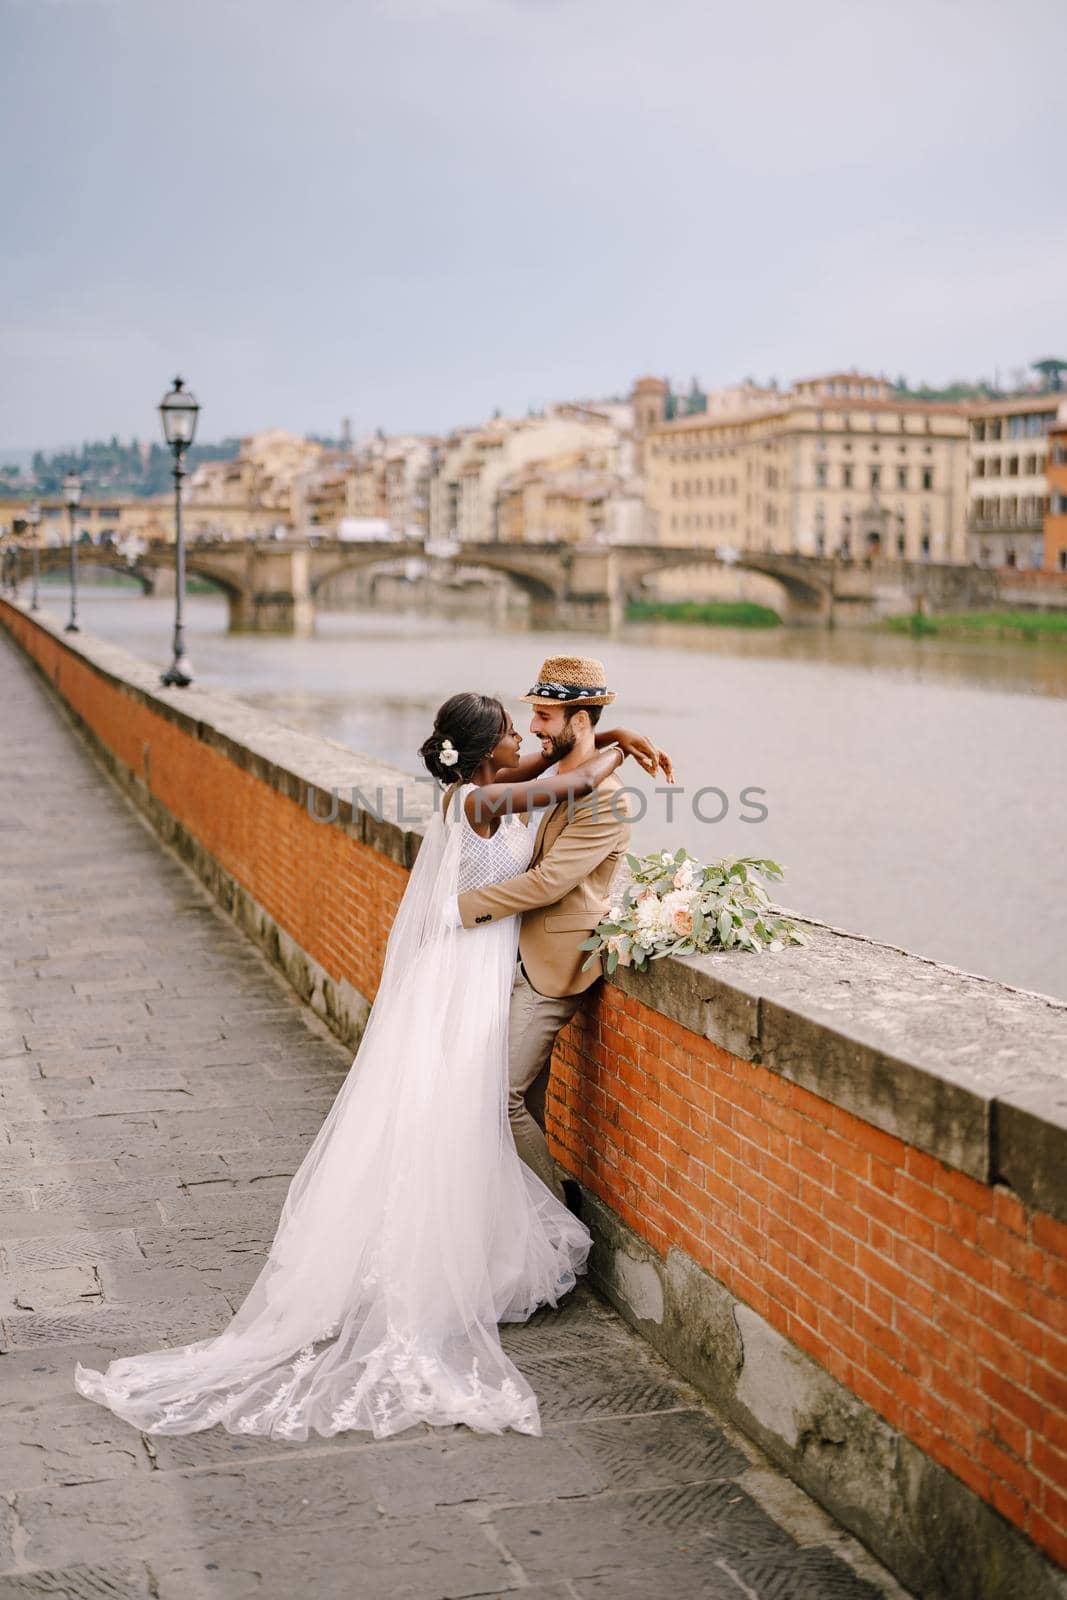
[74,782,591,1440]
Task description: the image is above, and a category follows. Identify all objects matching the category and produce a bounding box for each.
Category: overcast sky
[2,0,1064,451]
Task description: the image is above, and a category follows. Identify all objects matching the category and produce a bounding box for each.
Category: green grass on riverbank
[883,609,1067,643]
[626,599,782,628]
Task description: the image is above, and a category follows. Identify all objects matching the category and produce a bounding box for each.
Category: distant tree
[2,435,240,499]
[1033,358,1067,392]
[686,377,707,415]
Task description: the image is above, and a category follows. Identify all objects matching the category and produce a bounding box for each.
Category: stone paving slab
[0,630,912,1600]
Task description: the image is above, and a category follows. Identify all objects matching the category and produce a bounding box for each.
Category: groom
[457,655,654,1206]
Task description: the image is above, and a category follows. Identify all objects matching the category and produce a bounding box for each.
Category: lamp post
[27,499,42,611]
[62,471,82,632]
[158,375,199,688]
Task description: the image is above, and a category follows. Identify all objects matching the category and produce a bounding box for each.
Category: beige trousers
[507,961,585,1203]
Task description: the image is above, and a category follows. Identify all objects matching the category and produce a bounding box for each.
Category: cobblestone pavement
[0,630,912,1600]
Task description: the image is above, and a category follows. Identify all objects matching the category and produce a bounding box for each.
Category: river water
[29,578,1067,1001]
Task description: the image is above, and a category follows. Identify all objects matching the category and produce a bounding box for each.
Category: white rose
[635,889,666,930]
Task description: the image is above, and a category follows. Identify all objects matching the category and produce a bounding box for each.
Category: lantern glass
[28,500,41,528]
[160,376,200,449]
[62,472,82,510]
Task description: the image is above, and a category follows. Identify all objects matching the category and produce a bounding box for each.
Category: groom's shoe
[562,1178,584,1220]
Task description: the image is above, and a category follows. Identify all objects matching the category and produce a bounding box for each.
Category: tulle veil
[74,782,589,1440]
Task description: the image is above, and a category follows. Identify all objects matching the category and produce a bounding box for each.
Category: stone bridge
[21,537,1067,633]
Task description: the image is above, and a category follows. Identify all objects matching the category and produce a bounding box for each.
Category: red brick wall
[551,986,1067,1569]
[6,603,1066,1570]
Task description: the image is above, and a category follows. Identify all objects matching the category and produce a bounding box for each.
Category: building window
[921,534,930,559]
[897,466,908,489]
[922,468,934,490]
[842,465,853,488]
[815,463,827,487]
[870,466,881,489]
[1007,456,1019,477]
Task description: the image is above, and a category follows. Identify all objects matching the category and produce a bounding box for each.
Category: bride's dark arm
[464,744,624,826]
[487,748,558,783]
[491,726,674,785]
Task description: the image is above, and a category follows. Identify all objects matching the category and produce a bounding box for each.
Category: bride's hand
[608,728,675,783]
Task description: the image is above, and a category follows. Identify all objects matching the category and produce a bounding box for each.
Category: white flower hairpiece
[438,737,459,767]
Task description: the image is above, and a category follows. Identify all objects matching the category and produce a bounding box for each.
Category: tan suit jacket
[453,771,634,998]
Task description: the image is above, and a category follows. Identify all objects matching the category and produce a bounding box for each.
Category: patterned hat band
[526,680,608,701]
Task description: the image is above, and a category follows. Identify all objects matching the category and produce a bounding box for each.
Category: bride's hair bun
[419,693,507,786]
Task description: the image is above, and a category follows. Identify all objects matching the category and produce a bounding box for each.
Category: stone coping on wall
[6,596,1067,1224]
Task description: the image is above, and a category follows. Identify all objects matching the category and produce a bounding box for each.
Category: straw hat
[520,655,615,708]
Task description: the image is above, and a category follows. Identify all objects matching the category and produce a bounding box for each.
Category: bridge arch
[620,548,828,610]
[34,546,154,595]
[308,544,426,599]
[167,557,243,603]
[309,545,561,607]
[434,543,568,603]
[438,558,558,605]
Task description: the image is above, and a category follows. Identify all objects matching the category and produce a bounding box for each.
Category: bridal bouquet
[579,847,808,975]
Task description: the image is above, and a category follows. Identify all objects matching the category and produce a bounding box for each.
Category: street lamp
[62,470,82,632]
[158,375,199,687]
[27,499,42,611]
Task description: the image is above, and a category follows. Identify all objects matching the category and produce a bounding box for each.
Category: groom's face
[530,704,577,763]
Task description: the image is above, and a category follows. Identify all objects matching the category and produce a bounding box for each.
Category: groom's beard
[540,724,577,765]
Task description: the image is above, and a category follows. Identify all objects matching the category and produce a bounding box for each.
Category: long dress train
[73,782,591,1439]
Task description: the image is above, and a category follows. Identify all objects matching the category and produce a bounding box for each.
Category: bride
[74,691,644,1442]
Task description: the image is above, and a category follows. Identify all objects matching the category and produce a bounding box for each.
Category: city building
[630,375,781,474]
[967,395,1062,568]
[426,410,621,546]
[645,373,970,563]
[1044,418,1067,572]
[496,458,644,546]
[185,429,328,539]
[1,497,172,548]
[384,437,434,539]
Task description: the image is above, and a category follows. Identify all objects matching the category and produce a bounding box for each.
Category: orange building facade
[1044,421,1067,571]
